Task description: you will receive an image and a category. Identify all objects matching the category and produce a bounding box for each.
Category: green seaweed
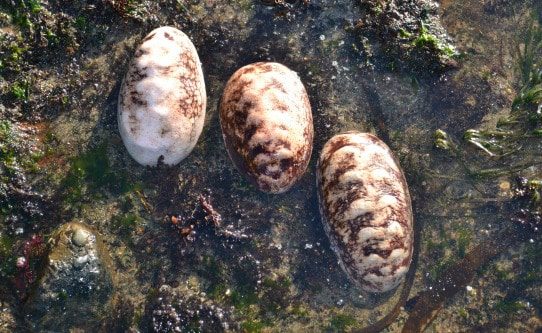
[0,40,27,74]
[260,276,292,313]
[62,142,133,205]
[112,213,140,231]
[0,121,16,169]
[106,0,144,19]
[428,256,455,281]
[517,20,542,87]
[454,225,472,258]
[494,300,526,315]
[0,256,15,278]
[455,23,542,158]
[10,79,30,102]
[412,22,457,59]
[493,264,515,282]
[410,20,542,331]
[0,234,13,257]
[290,304,309,318]
[328,313,357,332]
[73,16,88,32]
[1,0,42,32]
[208,283,228,301]
[0,234,15,279]
[240,319,265,333]
[230,288,259,310]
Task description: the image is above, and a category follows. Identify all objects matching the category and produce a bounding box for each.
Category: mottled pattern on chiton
[316,132,413,293]
[219,62,313,194]
[118,26,206,166]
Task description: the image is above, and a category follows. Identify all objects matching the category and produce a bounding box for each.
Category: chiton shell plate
[219,62,313,194]
[118,26,206,166]
[316,132,413,293]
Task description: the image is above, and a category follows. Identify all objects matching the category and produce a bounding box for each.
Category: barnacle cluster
[148,285,235,332]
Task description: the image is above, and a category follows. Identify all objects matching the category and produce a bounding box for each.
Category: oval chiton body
[118,26,206,166]
[219,62,314,194]
[317,132,413,293]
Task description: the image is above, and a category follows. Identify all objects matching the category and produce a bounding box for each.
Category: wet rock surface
[25,222,114,331]
[354,0,458,74]
[0,0,541,332]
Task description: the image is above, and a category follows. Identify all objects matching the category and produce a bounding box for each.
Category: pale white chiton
[219,62,313,194]
[118,26,206,166]
[317,132,413,293]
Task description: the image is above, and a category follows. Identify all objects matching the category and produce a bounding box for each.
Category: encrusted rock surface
[25,222,114,331]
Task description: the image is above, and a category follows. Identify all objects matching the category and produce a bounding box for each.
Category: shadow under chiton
[219,62,313,194]
[317,132,413,293]
[118,26,206,167]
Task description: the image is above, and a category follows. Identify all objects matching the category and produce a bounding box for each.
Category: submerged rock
[354,0,457,74]
[219,62,313,194]
[25,222,115,331]
[118,26,207,166]
[317,132,413,293]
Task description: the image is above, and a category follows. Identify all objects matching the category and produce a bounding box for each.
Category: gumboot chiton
[118,26,206,166]
[317,132,413,293]
[219,62,313,194]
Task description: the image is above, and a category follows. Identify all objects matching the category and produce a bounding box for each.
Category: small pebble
[16,257,26,268]
[72,228,90,247]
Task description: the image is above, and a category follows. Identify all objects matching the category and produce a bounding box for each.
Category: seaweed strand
[401,228,519,333]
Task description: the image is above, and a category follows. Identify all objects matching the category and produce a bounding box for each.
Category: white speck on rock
[16,257,26,268]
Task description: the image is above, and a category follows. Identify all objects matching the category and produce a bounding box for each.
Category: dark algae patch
[328,313,357,332]
[61,142,132,204]
[1,0,542,331]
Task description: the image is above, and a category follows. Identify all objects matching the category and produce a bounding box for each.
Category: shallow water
[0,0,541,332]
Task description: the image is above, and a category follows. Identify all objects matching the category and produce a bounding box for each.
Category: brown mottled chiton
[219,62,313,194]
[118,26,206,166]
[316,132,413,293]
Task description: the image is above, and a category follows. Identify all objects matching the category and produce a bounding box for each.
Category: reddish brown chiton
[317,132,413,293]
[219,62,313,194]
